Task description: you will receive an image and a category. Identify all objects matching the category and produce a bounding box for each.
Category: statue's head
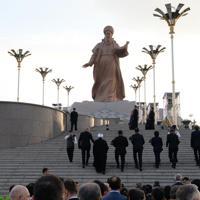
[103,25,114,34]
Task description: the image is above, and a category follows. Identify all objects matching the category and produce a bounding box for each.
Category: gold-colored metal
[153,3,190,34]
[142,45,166,64]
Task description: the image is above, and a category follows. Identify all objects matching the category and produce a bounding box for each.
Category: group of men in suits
[66,123,200,173]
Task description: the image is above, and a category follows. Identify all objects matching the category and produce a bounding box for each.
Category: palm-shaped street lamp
[8,49,31,102]
[154,3,190,125]
[133,76,144,123]
[63,85,74,107]
[142,45,165,125]
[52,78,65,107]
[130,84,138,102]
[136,64,153,123]
[36,67,52,105]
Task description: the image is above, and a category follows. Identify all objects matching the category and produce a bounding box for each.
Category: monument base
[66,100,135,121]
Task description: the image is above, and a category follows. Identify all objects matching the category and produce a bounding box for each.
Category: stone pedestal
[65,100,135,122]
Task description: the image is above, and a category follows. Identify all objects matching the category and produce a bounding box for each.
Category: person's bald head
[10,185,30,200]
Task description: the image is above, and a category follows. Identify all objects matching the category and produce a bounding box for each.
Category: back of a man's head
[175,173,182,182]
[176,184,200,200]
[118,130,123,136]
[10,185,30,200]
[42,168,49,175]
[64,178,77,194]
[34,175,64,200]
[192,179,200,191]
[151,187,165,200]
[78,183,101,200]
[107,176,121,190]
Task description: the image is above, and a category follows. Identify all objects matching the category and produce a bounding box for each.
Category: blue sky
[0,0,199,123]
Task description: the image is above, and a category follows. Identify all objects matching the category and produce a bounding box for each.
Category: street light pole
[52,78,65,106]
[130,84,138,102]
[153,3,190,125]
[136,65,153,123]
[133,76,144,124]
[142,45,166,125]
[35,67,52,105]
[8,49,31,102]
[63,85,74,107]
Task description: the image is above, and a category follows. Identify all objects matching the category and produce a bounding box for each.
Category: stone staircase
[0,123,199,195]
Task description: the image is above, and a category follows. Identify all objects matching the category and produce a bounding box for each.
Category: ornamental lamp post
[63,85,74,107]
[153,3,190,125]
[136,64,153,123]
[8,49,31,102]
[130,84,138,102]
[142,45,166,125]
[52,78,65,107]
[133,76,144,124]
[35,67,52,105]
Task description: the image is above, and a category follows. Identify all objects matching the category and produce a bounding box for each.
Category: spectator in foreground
[104,176,127,200]
[93,180,109,197]
[128,188,145,200]
[33,175,65,200]
[78,183,101,200]
[191,179,200,191]
[10,185,30,200]
[64,178,79,200]
[176,184,200,200]
[151,187,165,200]
[172,173,183,186]
[42,167,49,175]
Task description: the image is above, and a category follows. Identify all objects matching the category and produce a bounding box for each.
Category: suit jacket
[191,130,200,149]
[166,133,180,150]
[70,111,78,122]
[150,136,163,153]
[129,133,145,150]
[78,131,94,150]
[103,191,127,200]
[111,135,128,154]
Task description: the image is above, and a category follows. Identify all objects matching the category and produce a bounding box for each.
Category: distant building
[163,92,181,125]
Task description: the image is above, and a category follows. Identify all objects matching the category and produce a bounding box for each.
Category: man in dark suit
[78,128,94,168]
[129,128,145,171]
[191,125,200,166]
[149,131,163,168]
[70,108,78,132]
[103,176,127,200]
[166,127,180,168]
[64,178,79,200]
[93,133,109,174]
[129,106,139,130]
[111,130,128,172]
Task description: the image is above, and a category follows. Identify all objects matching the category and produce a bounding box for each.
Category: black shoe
[82,164,85,168]
[135,165,139,169]
[121,168,124,172]
[172,164,176,169]
[139,168,142,171]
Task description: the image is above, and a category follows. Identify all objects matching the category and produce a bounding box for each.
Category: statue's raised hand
[82,63,90,68]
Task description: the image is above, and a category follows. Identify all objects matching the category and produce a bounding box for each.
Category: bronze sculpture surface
[83,26,129,102]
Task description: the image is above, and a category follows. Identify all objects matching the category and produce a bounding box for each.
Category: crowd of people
[64,123,200,174]
[7,172,200,200]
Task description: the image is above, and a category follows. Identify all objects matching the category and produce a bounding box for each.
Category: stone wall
[0,101,66,148]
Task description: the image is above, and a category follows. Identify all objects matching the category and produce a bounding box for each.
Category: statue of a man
[83,25,129,102]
